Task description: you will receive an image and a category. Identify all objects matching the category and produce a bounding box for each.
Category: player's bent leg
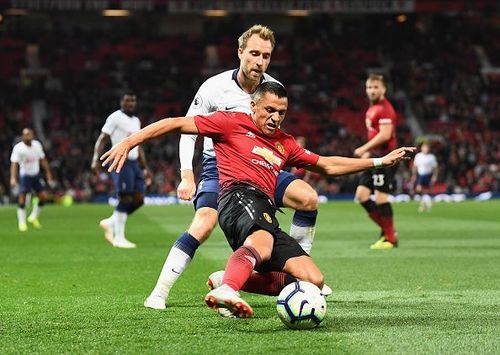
[278,173,319,253]
[282,255,324,290]
[145,198,219,310]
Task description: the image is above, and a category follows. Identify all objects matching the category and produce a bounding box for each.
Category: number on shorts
[372,174,385,187]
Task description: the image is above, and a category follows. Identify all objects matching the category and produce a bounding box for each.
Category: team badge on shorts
[275,142,285,155]
[263,212,272,224]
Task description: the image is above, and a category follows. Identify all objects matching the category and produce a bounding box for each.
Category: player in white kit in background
[91,91,152,248]
[144,25,330,311]
[10,128,55,232]
[411,142,438,212]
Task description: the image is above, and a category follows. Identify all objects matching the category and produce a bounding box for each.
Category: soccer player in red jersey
[354,74,399,250]
[101,82,414,317]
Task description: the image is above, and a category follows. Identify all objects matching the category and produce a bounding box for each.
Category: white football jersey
[414,152,438,175]
[181,69,280,167]
[101,110,141,160]
[10,140,46,176]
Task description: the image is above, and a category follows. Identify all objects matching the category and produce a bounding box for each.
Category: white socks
[28,204,41,220]
[113,211,128,242]
[289,224,316,254]
[17,208,26,225]
[150,247,192,300]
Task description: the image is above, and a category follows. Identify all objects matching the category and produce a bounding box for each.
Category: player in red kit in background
[354,74,399,250]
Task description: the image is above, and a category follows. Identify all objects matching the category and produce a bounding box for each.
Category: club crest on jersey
[275,142,285,155]
[263,212,272,224]
[246,131,256,138]
[252,146,283,166]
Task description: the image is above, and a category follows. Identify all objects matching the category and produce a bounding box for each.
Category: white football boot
[205,284,253,318]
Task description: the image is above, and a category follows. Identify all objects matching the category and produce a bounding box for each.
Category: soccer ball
[276,281,327,329]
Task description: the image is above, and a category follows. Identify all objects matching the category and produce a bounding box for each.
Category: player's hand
[354,147,368,158]
[144,168,153,187]
[100,139,131,173]
[47,178,57,189]
[177,170,196,201]
[381,147,416,166]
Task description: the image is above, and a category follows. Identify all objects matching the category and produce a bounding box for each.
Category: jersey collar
[232,69,265,91]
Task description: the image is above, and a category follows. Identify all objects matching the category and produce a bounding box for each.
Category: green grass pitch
[1,200,499,354]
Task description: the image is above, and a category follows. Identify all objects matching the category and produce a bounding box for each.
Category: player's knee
[298,189,318,211]
[285,184,318,211]
[134,194,144,207]
[118,194,133,204]
[302,271,324,289]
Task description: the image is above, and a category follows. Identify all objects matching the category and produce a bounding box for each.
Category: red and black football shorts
[217,184,308,273]
[358,165,397,193]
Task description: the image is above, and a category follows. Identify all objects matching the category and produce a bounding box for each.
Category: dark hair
[252,82,287,102]
[121,90,136,99]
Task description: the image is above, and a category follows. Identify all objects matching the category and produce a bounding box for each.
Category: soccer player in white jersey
[10,128,55,231]
[411,142,438,212]
[91,91,152,248]
[145,25,329,311]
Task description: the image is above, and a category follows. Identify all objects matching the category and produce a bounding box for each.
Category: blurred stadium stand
[0,0,499,203]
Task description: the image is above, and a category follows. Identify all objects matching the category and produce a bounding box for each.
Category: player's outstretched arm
[177,134,198,201]
[101,116,198,173]
[315,147,415,176]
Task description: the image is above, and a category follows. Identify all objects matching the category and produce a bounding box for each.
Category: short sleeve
[35,141,46,159]
[193,111,233,140]
[285,137,320,168]
[101,113,117,135]
[10,145,19,163]
[186,80,216,116]
[378,106,396,126]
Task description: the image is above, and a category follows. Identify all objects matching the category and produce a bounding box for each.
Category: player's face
[238,34,273,82]
[365,79,386,103]
[251,92,287,137]
[120,95,137,114]
[22,129,33,144]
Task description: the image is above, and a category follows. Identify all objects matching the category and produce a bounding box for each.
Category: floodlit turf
[1,200,499,354]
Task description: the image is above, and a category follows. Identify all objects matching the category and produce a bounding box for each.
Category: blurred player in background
[354,74,398,250]
[144,25,325,310]
[10,128,55,231]
[91,91,152,249]
[411,142,438,212]
[101,82,414,317]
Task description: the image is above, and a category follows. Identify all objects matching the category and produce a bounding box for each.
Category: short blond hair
[367,73,386,88]
[238,24,275,50]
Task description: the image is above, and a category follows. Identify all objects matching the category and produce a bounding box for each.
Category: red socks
[222,246,262,291]
[378,202,397,243]
[242,272,295,296]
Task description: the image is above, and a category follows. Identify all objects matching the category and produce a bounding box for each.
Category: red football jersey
[365,98,397,155]
[194,111,320,200]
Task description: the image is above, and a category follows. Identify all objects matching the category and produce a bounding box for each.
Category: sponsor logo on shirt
[251,146,282,166]
[263,212,272,224]
[192,95,203,109]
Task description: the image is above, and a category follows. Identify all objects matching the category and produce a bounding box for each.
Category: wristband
[372,158,383,167]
